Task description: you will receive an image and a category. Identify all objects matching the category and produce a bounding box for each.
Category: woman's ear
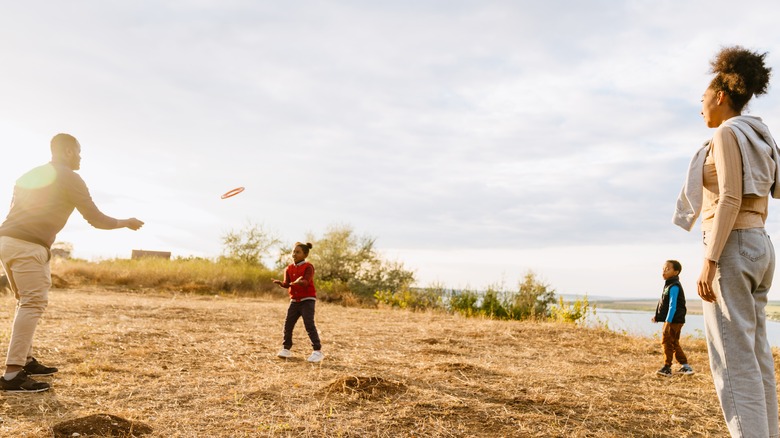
[716,91,724,105]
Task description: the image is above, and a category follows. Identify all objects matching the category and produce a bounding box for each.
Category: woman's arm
[705,127,743,261]
[698,127,742,302]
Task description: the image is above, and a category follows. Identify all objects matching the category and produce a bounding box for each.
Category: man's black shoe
[23,357,58,377]
[0,370,50,392]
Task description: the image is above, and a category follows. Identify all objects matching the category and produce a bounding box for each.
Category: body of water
[589,309,780,348]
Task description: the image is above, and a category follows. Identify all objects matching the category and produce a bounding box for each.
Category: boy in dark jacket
[652,260,694,377]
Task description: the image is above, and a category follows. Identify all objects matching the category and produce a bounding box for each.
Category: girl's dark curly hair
[295,241,313,256]
[709,46,772,112]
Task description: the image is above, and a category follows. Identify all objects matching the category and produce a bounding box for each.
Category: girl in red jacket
[272,242,323,362]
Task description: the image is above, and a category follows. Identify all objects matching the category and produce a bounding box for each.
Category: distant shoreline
[592,299,780,322]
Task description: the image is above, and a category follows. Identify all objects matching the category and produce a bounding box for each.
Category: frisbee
[221,187,245,199]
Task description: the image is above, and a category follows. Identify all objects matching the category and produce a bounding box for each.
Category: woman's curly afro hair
[709,45,772,112]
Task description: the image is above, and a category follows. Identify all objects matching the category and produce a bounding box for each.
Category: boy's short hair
[666,259,682,273]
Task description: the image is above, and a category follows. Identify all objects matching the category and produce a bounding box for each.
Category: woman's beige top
[701,126,768,261]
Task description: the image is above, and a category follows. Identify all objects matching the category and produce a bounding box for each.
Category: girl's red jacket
[283,262,317,301]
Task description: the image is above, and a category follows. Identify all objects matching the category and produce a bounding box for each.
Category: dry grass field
[0,287,776,437]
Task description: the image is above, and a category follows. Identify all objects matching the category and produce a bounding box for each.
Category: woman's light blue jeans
[704,228,779,437]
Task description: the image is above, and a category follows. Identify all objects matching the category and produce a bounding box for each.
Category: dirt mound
[52,413,152,437]
[325,375,406,399]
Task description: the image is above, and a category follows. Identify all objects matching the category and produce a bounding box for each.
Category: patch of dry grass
[0,288,775,437]
[50,258,278,295]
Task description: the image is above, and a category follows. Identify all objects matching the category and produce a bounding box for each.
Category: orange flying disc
[221,187,245,199]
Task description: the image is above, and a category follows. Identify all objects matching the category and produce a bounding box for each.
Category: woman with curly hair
[675,46,779,437]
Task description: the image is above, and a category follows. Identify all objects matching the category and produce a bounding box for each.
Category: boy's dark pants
[283,300,321,351]
[661,322,688,366]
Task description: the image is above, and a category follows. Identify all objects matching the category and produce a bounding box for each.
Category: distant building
[51,248,71,259]
[131,250,171,260]
[51,241,73,259]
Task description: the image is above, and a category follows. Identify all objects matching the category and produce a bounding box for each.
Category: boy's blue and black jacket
[654,275,686,324]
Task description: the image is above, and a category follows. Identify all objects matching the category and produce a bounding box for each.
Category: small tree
[480,287,509,319]
[221,221,280,267]
[508,271,557,319]
[351,259,415,297]
[308,224,376,283]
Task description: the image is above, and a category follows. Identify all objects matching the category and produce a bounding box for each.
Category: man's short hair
[666,259,682,273]
[50,133,78,155]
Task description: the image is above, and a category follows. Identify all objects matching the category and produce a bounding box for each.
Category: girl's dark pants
[283,300,321,351]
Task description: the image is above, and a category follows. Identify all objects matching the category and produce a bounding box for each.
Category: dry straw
[0,288,775,437]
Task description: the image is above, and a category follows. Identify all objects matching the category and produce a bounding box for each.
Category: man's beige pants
[0,236,51,367]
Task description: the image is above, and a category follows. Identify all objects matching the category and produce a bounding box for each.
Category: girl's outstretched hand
[697,259,718,303]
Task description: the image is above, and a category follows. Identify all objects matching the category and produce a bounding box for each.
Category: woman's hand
[697,259,718,303]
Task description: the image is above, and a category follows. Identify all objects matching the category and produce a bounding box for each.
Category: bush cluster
[375,271,591,324]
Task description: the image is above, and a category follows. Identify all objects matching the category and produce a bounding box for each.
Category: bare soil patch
[0,287,775,437]
[51,413,152,437]
[324,376,407,399]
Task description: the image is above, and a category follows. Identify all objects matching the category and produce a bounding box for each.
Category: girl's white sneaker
[277,349,292,358]
[307,351,324,363]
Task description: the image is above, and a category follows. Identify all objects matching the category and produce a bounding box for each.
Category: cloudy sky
[3,1,780,298]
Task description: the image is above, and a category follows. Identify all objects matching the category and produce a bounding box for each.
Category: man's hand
[120,218,144,230]
[697,258,718,303]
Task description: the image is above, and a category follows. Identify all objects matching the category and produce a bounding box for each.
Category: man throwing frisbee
[0,133,144,392]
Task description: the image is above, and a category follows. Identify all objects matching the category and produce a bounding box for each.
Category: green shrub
[447,271,557,321]
[448,289,480,316]
[480,288,509,319]
[316,279,366,307]
[374,287,444,311]
[550,295,592,324]
[506,271,557,320]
